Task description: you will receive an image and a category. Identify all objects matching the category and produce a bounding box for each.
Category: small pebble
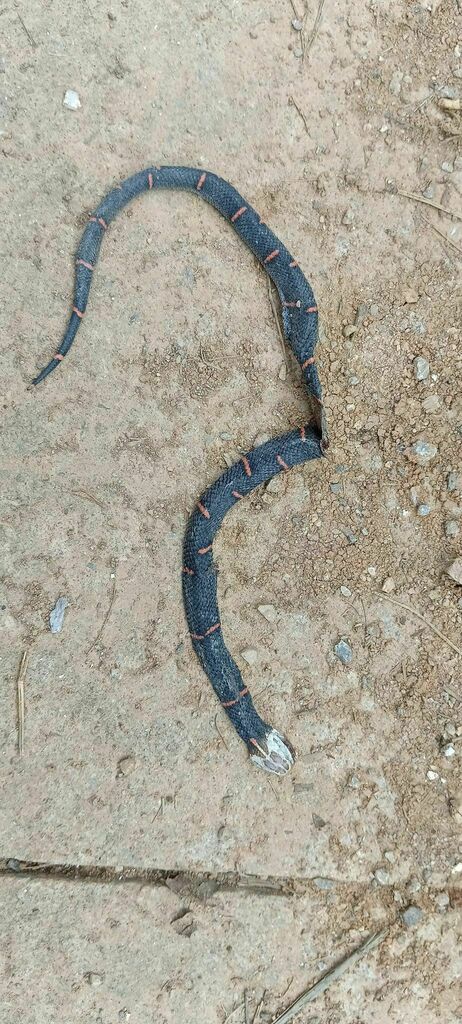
[118,1011,130,1023]
[117,755,137,777]
[49,596,69,633]
[367,566,377,577]
[451,862,462,874]
[382,577,395,593]
[313,877,334,890]
[374,868,391,886]
[241,648,258,665]
[6,859,21,872]
[257,604,277,623]
[266,476,283,495]
[418,504,431,517]
[312,812,327,829]
[422,394,440,413]
[445,520,460,539]
[402,905,423,927]
[408,440,438,465]
[340,585,352,597]
[343,529,357,545]
[389,70,403,95]
[291,17,303,30]
[334,640,353,665]
[427,769,439,781]
[85,973,103,987]
[441,161,454,173]
[447,472,461,492]
[402,287,419,304]
[413,356,429,381]
[348,774,360,788]
[343,324,357,338]
[439,97,461,111]
[447,558,462,584]
[63,89,81,110]
[442,744,456,758]
[330,482,341,494]
[434,892,450,912]
[342,208,355,226]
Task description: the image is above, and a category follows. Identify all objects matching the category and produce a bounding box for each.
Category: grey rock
[342,208,355,226]
[417,504,431,517]
[413,355,429,381]
[441,161,454,173]
[49,596,69,633]
[63,89,81,110]
[445,520,460,538]
[330,482,341,494]
[334,640,353,665]
[402,905,423,927]
[447,558,462,584]
[313,876,334,890]
[291,17,303,30]
[257,604,278,623]
[422,394,440,412]
[408,440,438,465]
[447,471,461,492]
[241,648,258,665]
[312,812,327,829]
[85,972,104,987]
[434,892,450,911]
[117,756,137,777]
[374,868,391,885]
[343,529,357,545]
[389,70,403,95]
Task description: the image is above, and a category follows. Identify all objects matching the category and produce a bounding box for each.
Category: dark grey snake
[32,166,328,775]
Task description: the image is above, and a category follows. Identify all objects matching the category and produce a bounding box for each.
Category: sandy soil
[1,0,461,1021]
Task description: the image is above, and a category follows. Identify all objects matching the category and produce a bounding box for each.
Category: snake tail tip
[249,729,295,775]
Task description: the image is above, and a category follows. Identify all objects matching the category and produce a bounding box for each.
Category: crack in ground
[0,858,301,896]
[2,860,459,905]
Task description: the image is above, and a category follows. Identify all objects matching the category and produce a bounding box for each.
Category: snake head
[248,729,295,775]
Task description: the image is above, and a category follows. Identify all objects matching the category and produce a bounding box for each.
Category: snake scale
[32,166,328,775]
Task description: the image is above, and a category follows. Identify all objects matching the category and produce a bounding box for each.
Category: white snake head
[249,729,295,775]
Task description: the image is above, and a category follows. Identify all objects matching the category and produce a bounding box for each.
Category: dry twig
[397,189,462,222]
[270,929,388,1024]
[17,13,37,47]
[71,488,105,509]
[288,95,310,135]
[378,594,461,656]
[86,567,117,655]
[304,0,326,61]
[16,650,29,756]
[422,216,462,257]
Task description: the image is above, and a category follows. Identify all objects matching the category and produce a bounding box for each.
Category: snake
[31,166,328,775]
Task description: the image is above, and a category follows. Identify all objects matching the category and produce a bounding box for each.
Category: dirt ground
[1,0,461,1021]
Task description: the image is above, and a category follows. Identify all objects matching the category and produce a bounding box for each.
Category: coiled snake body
[32,166,328,775]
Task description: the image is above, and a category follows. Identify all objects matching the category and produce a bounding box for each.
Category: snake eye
[249,729,295,775]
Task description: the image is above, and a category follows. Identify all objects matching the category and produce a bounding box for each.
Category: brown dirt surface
[1,0,461,1021]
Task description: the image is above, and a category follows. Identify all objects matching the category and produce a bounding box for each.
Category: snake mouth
[248,729,295,775]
